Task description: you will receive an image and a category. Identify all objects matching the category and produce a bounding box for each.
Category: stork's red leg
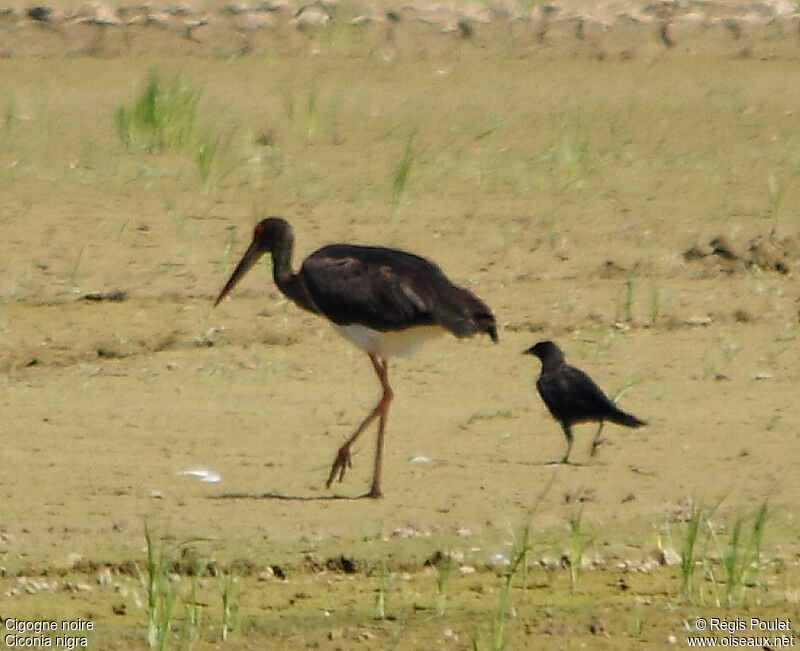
[326,354,393,496]
[367,359,391,499]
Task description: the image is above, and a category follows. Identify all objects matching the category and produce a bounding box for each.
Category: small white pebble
[257,568,275,581]
[684,316,712,326]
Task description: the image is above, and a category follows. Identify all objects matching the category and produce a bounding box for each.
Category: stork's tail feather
[609,409,646,428]
[477,316,499,343]
[432,285,498,342]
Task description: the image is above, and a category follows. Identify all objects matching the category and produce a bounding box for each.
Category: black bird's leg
[369,359,391,499]
[325,353,393,498]
[590,421,606,457]
[560,423,574,464]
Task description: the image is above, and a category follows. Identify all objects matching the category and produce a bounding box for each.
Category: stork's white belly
[332,324,444,358]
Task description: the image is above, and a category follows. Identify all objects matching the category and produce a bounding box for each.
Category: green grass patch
[115,69,198,154]
[115,68,237,184]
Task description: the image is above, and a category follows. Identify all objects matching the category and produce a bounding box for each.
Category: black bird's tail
[608,407,646,428]
[432,284,499,343]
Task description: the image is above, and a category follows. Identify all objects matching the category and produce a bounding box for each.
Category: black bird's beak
[522,346,535,356]
[214,239,265,307]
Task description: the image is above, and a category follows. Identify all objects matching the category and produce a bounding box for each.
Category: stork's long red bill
[214,239,265,307]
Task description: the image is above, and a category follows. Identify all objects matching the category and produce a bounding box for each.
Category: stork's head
[250,217,293,252]
[214,217,293,306]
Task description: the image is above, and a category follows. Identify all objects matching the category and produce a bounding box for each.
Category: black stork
[524,341,646,463]
[215,217,498,498]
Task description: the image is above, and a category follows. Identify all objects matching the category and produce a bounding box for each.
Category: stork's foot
[362,487,384,499]
[325,444,353,488]
[590,438,606,457]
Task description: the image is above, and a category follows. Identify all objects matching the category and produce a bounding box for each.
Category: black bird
[524,341,645,463]
[215,217,498,498]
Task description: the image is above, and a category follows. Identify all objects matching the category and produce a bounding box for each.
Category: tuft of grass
[491,524,531,651]
[566,509,593,590]
[220,571,240,641]
[183,557,205,645]
[138,523,212,649]
[116,68,239,185]
[306,86,319,140]
[69,246,85,288]
[194,127,236,185]
[389,128,417,215]
[4,99,17,133]
[621,272,635,323]
[557,130,593,191]
[282,86,321,142]
[115,69,198,153]
[706,502,768,606]
[649,277,661,326]
[767,174,785,222]
[536,122,594,192]
[679,502,704,602]
[487,477,553,650]
[433,551,454,616]
[673,502,772,607]
[139,523,178,650]
[373,560,393,620]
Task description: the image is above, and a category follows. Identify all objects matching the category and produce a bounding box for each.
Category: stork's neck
[270,238,318,314]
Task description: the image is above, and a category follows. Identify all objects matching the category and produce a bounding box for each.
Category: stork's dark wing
[536,364,618,425]
[300,244,497,339]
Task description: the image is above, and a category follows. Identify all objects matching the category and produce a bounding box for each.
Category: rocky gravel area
[2,0,800,58]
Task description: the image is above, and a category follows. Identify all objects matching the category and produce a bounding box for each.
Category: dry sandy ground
[0,52,799,647]
[2,254,797,562]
